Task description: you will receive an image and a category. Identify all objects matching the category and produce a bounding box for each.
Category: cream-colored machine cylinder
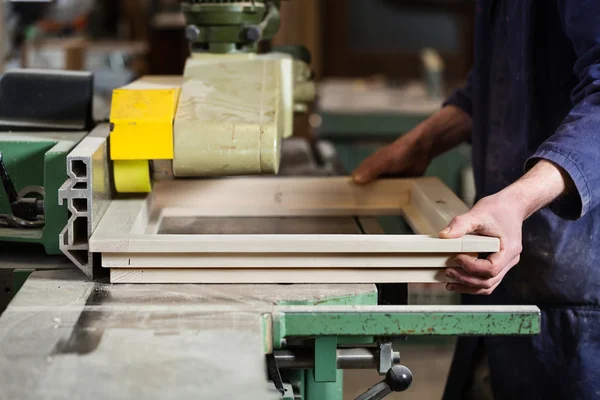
[173,53,294,177]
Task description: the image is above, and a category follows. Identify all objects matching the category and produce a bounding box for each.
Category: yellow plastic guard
[113,160,152,193]
[109,80,181,160]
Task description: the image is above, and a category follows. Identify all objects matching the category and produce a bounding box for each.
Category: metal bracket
[58,124,112,279]
[378,342,400,375]
[314,336,338,383]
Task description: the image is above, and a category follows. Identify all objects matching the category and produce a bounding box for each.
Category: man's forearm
[414,105,472,158]
[497,159,573,220]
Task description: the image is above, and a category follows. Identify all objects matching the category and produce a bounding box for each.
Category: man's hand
[439,159,573,295]
[352,132,431,184]
[440,193,524,295]
[352,105,472,184]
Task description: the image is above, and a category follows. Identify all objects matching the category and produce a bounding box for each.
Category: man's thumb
[439,215,475,239]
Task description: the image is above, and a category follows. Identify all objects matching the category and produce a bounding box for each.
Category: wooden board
[102,253,464,268]
[110,268,449,284]
[89,176,499,283]
[150,176,412,217]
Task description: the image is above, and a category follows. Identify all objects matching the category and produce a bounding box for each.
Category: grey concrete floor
[344,342,455,399]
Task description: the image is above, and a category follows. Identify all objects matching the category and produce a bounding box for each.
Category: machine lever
[0,152,18,205]
[0,152,45,228]
[266,353,285,396]
[354,365,413,400]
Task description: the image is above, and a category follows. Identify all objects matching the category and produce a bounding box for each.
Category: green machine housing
[0,70,94,254]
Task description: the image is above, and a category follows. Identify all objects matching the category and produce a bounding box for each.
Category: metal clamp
[378,341,400,375]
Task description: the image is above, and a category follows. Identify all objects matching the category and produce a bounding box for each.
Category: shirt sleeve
[525,1,600,220]
[443,70,474,117]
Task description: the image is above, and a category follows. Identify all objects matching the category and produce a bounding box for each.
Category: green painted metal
[275,309,540,337]
[273,287,377,398]
[281,383,295,400]
[0,133,84,254]
[318,113,428,137]
[181,0,281,53]
[305,369,343,400]
[313,337,337,383]
[336,336,375,345]
[0,140,53,218]
[276,291,378,307]
[182,3,266,25]
[272,290,378,349]
[281,370,305,399]
[0,140,56,251]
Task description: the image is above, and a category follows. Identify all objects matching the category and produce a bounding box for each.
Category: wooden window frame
[89,176,497,283]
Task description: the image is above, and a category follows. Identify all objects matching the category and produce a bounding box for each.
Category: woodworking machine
[104,0,315,194]
[0,2,541,400]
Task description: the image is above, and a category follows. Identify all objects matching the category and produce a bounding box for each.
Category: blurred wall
[272,0,474,82]
[0,1,5,72]
[322,0,474,81]
[143,0,475,81]
[346,0,459,53]
[272,0,322,79]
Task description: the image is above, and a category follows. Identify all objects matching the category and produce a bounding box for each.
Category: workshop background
[0,1,476,398]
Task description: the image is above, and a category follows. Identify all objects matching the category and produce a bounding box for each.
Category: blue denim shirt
[442,1,600,398]
[445,0,600,306]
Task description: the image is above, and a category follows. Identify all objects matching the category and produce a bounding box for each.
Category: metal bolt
[244,25,262,42]
[186,25,201,42]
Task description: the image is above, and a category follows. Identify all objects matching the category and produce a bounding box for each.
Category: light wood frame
[89,177,499,283]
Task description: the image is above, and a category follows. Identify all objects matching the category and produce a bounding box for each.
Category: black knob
[244,25,262,42]
[386,365,412,392]
[354,365,413,400]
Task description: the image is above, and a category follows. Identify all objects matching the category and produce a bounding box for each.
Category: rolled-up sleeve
[443,70,474,117]
[525,1,600,220]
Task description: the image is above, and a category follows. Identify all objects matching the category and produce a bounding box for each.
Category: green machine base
[267,289,539,400]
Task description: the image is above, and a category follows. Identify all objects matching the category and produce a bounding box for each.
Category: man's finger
[439,214,481,239]
[454,254,494,277]
[445,267,499,289]
[445,254,520,293]
[445,281,500,296]
[488,244,522,265]
[454,250,515,278]
[352,151,390,184]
